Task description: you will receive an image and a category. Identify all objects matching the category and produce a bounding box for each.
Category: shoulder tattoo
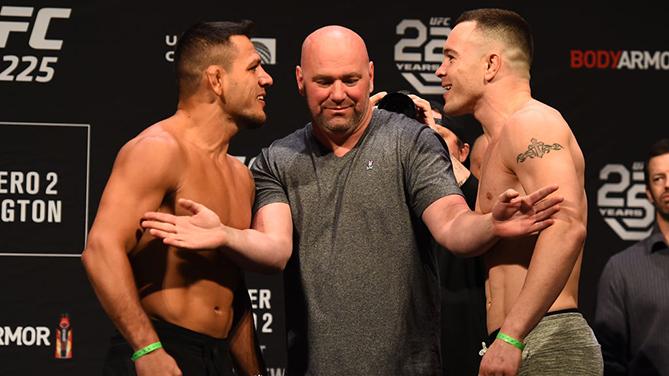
[516,138,564,163]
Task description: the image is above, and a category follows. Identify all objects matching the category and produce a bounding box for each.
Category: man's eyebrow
[443,48,458,56]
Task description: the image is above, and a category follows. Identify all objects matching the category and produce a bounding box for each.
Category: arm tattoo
[516,138,564,163]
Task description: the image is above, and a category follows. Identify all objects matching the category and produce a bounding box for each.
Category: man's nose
[259,66,273,87]
[330,81,346,102]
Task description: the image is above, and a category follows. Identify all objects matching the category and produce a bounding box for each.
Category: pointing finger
[498,189,520,203]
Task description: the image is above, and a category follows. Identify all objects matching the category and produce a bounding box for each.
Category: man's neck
[312,108,373,157]
[175,104,237,157]
[475,80,532,140]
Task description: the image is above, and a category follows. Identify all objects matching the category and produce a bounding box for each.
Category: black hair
[174,20,254,97]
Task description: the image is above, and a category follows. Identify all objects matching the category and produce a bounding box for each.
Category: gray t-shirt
[251,109,462,375]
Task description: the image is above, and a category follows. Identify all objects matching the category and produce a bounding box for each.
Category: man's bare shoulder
[112,118,186,180]
[226,154,255,187]
[508,100,570,134]
[122,117,184,155]
[498,100,576,161]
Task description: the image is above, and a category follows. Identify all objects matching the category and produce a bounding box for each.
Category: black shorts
[103,319,234,376]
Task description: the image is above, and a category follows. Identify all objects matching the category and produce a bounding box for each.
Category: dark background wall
[1,1,667,374]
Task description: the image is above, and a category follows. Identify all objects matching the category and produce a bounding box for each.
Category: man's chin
[238,115,266,130]
[658,207,669,222]
[315,116,352,133]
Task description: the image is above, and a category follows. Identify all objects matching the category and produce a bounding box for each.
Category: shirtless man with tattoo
[436,9,603,375]
[81,21,272,376]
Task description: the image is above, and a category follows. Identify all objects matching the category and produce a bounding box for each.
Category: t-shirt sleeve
[250,147,289,214]
[405,127,463,217]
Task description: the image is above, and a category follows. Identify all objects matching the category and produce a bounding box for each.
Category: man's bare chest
[477,146,524,214]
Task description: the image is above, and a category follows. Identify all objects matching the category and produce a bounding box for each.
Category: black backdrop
[1,1,668,374]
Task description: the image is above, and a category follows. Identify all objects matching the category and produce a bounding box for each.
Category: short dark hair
[645,138,669,187]
[377,91,417,119]
[455,8,533,68]
[175,20,254,97]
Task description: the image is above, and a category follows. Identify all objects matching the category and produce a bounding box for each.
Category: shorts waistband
[151,319,228,345]
[111,319,229,349]
[487,308,581,344]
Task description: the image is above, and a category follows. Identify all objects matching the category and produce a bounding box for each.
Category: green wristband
[496,332,525,351]
[131,341,163,361]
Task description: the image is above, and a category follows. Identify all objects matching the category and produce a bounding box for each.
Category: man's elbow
[81,236,121,275]
[568,220,587,247]
[272,242,292,272]
[81,238,103,276]
[254,241,292,274]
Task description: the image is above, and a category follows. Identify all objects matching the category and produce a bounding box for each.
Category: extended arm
[423,185,561,256]
[142,200,293,273]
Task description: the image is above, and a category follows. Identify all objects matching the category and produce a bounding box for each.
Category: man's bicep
[88,142,177,252]
[518,151,580,196]
[422,194,469,244]
[511,132,584,217]
[252,203,293,241]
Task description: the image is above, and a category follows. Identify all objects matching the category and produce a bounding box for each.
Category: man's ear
[296,65,305,96]
[368,61,375,93]
[459,142,471,163]
[205,65,225,96]
[484,53,501,82]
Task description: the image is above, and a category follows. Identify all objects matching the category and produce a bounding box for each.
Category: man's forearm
[223,228,291,273]
[81,243,159,350]
[439,210,498,257]
[229,309,266,375]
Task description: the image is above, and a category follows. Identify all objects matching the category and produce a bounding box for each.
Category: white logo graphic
[597,162,654,240]
[0,326,51,346]
[248,288,273,334]
[164,36,277,65]
[251,38,276,65]
[0,121,90,258]
[394,18,450,95]
[0,6,71,83]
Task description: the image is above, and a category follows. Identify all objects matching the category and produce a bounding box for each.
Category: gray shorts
[486,310,603,375]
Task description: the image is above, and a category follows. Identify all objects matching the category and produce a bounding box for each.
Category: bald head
[296,25,374,138]
[300,25,369,67]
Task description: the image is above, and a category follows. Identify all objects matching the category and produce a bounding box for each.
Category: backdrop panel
[1,1,667,374]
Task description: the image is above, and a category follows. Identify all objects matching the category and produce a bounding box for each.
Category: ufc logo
[0,6,71,50]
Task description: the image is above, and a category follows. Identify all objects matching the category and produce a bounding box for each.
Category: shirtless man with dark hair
[81,20,272,376]
[437,8,602,375]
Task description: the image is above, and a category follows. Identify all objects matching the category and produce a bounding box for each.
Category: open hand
[141,198,226,250]
[491,184,563,238]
